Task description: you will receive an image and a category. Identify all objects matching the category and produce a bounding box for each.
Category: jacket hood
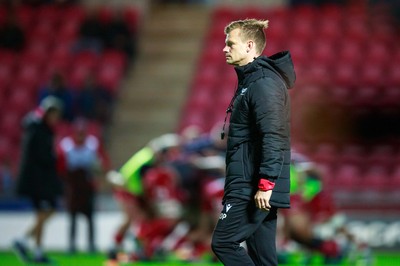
[235,51,296,89]
[22,109,44,130]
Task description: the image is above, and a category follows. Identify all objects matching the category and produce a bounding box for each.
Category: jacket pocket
[242,142,254,181]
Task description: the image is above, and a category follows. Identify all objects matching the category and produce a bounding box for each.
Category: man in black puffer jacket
[211,19,295,266]
[14,96,63,263]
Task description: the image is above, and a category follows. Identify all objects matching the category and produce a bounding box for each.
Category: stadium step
[109,5,209,167]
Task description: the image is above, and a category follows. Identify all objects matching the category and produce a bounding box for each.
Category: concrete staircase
[109,5,209,167]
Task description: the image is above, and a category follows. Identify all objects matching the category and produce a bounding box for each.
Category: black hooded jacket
[16,112,62,199]
[223,51,295,208]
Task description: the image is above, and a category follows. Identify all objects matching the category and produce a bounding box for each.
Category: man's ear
[247,40,255,53]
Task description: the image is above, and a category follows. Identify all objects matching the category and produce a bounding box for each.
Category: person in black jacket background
[211,19,295,265]
[14,96,63,263]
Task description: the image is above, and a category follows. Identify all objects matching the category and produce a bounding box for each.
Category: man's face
[223,28,249,66]
[46,110,61,127]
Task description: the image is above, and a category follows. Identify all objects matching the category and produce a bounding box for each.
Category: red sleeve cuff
[258,178,275,191]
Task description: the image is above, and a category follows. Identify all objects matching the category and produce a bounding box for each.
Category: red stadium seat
[211,7,239,23]
[123,6,141,32]
[37,4,62,25]
[386,64,400,87]
[311,143,339,165]
[0,7,6,26]
[362,165,389,191]
[6,87,35,117]
[74,51,100,69]
[0,112,22,145]
[28,21,55,44]
[68,64,93,89]
[332,64,357,88]
[96,64,123,93]
[0,50,17,67]
[380,87,400,107]
[333,164,362,191]
[64,5,86,22]
[353,86,378,107]
[390,166,400,188]
[339,144,365,166]
[101,50,127,71]
[0,63,13,90]
[311,41,335,65]
[14,62,41,88]
[360,64,384,88]
[366,145,394,167]
[15,5,35,30]
[338,42,362,68]
[57,20,80,43]
[242,7,267,20]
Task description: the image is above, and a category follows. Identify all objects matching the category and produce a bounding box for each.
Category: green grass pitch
[0,251,399,266]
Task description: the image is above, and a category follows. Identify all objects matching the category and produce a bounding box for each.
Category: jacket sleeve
[249,77,287,181]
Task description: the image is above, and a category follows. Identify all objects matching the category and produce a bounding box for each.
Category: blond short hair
[224,19,269,54]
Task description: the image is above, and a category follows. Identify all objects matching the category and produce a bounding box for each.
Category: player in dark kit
[211,19,295,266]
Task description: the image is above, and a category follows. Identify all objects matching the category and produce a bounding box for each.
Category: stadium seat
[332,64,357,88]
[339,144,365,166]
[311,143,338,165]
[98,6,114,24]
[28,21,55,44]
[360,64,384,88]
[123,6,141,33]
[6,88,35,117]
[68,64,93,89]
[37,4,62,25]
[0,7,6,26]
[362,165,389,191]
[101,50,127,71]
[15,5,35,30]
[332,164,361,191]
[366,145,394,166]
[59,5,86,26]
[0,50,17,67]
[381,86,400,107]
[386,64,400,87]
[96,64,123,93]
[0,63,13,91]
[0,112,22,145]
[311,41,335,65]
[57,21,79,43]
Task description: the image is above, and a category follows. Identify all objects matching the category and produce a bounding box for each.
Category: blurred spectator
[0,12,25,51]
[0,158,13,197]
[75,74,113,124]
[57,118,109,254]
[13,96,63,264]
[75,7,106,53]
[38,73,74,121]
[105,10,136,60]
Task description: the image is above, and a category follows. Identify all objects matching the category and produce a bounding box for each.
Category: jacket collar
[234,52,296,89]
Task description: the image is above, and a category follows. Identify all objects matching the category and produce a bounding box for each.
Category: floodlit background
[0,0,399,265]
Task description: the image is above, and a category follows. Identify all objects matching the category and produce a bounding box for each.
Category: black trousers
[211,197,278,266]
[69,210,95,252]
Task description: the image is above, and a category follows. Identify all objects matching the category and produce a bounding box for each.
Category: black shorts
[30,196,57,211]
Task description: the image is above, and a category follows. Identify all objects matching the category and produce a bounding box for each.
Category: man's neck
[237,54,259,67]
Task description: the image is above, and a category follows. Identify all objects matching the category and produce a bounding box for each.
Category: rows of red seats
[180,4,400,133]
[0,4,139,174]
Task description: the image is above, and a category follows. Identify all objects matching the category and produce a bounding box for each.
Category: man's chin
[225,59,236,65]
